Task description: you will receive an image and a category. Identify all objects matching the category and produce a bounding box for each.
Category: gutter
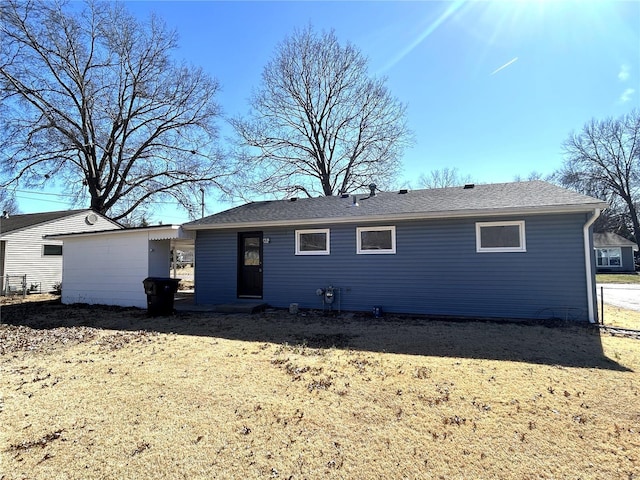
[583,209,601,323]
[45,224,182,240]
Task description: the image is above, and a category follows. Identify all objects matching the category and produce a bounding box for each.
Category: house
[47,225,194,308]
[182,181,608,323]
[0,209,120,294]
[593,232,638,273]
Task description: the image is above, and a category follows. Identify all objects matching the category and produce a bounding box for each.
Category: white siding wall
[2,212,118,293]
[61,232,150,308]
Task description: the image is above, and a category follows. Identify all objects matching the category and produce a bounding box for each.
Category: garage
[47,225,194,308]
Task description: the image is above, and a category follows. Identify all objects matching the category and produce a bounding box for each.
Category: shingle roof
[184,181,607,230]
[594,232,639,250]
[0,209,92,235]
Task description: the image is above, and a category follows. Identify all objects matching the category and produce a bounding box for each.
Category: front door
[237,232,263,298]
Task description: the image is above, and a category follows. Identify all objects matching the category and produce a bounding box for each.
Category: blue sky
[13,0,640,223]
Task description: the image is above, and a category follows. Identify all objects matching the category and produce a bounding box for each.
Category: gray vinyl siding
[195,213,592,321]
[622,247,636,272]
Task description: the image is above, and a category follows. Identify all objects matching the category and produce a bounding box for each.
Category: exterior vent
[398,189,408,194]
[289,197,298,202]
[463,184,475,189]
[340,193,349,199]
[369,183,377,196]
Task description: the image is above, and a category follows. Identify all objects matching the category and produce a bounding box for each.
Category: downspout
[583,209,601,323]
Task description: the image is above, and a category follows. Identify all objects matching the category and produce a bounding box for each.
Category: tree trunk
[89,194,106,215]
[627,200,640,252]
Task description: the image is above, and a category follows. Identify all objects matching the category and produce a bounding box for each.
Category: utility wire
[12,188,196,205]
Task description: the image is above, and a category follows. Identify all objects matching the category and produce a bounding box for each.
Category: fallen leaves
[131,441,150,456]
[0,324,159,355]
[0,325,99,354]
[9,429,64,451]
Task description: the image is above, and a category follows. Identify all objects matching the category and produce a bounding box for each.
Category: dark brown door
[237,232,263,298]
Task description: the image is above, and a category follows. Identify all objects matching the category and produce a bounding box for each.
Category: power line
[12,188,75,198]
[14,194,73,205]
[12,188,198,205]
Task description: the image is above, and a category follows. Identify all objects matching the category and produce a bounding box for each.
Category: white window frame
[356,226,396,254]
[295,229,330,255]
[596,247,622,268]
[476,221,526,253]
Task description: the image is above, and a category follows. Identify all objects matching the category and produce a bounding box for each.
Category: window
[43,244,63,256]
[357,226,396,254]
[476,221,526,253]
[243,237,261,265]
[596,248,621,267]
[295,229,330,255]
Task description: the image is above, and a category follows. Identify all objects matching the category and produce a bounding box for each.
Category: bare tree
[230,25,412,199]
[513,171,553,182]
[417,167,474,189]
[557,110,639,249]
[0,0,233,221]
[0,189,19,215]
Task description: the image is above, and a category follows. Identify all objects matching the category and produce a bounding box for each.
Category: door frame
[237,231,263,298]
[0,240,5,294]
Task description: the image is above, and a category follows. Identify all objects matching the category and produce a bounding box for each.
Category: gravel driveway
[597,283,640,312]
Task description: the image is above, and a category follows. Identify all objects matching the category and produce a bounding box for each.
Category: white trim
[475,221,526,253]
[181,203,608,231]
[356,226,396,254]
[46,224,186,240]
[583,209,601,323]
[295,228,330,255]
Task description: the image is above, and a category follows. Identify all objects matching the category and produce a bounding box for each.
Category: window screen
[476,221,526,252]
[295,229,330,255]
[357,226,396,254]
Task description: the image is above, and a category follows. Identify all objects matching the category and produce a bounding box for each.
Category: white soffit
[148,226,194,241]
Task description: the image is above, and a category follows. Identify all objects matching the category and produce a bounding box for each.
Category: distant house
[0,209,120,294]
[183,181,608,323]
[47,225,194,308]
[593,232,638,273]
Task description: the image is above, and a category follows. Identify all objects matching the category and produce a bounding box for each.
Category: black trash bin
[142,277,181,316]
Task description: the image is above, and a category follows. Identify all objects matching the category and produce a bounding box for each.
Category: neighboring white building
[0,209,120,294]
[48,225,194,308]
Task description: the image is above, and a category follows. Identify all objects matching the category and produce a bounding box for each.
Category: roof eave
[46,224,187,240]
[182,203,608,231]
[0,209,101,238]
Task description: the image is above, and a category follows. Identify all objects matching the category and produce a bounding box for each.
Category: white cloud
[619,88,635,104]
[618,64,630,82]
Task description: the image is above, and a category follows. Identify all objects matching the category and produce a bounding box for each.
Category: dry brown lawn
[597,274,640,285]
[1,297,639,479]
[603,303,640,330]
